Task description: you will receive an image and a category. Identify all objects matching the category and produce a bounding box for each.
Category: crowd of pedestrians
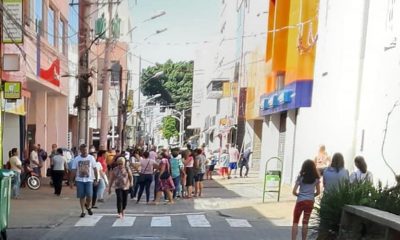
[66,143,224,218]
[291,145,374,240]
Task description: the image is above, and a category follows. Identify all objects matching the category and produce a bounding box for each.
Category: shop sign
[40,59,60,87]
[260,81,312,116]
[3,81,21,99]
[127,90,134,112]
[2,0,23,44]
[219,117,232,126]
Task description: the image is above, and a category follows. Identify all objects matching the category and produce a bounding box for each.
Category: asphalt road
[7,178,291,240]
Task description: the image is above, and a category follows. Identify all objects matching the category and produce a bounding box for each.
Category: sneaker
[87,208,93,215]
[80,212,86,218]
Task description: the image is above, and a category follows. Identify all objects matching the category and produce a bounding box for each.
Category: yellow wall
[245,49,268,120]
[265,0,319,94]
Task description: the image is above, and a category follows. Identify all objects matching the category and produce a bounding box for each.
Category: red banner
[39,59,60,87]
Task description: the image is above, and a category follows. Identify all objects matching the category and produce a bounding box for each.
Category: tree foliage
[141,60,193,110]
[162,116,179,142]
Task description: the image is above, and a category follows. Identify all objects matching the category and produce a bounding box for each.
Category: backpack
[39,150,48,161]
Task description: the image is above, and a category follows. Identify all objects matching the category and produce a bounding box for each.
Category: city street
[7,174,295,240]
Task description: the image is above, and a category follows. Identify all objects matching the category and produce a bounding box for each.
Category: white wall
[3,113,20,163]
[291,0,368,183]
[192,43,218,129]
[260,114,281,177]
[355,0,400,185]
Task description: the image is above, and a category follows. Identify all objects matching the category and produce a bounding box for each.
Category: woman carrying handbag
[136,151,158,204]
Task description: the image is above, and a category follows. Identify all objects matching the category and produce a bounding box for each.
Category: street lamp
[126,11,167,35]
[150,71,164,79]
[144,10,166,22]
[144,28,168,41]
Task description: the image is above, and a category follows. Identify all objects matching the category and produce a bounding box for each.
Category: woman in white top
[350,156,373,184]
[9,148,22,199]
[51,148,68,196]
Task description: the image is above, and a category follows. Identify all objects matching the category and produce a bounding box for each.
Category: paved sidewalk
[210,171,296,226]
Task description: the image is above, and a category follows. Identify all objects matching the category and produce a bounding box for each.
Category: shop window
[276,72,285,91]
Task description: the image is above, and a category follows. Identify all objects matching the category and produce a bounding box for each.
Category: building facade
[193,0,400,186]
[2,0,70,169]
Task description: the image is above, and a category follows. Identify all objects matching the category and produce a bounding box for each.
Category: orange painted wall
[265,0,319,95]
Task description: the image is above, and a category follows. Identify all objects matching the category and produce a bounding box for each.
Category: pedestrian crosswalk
[74,214,252,228]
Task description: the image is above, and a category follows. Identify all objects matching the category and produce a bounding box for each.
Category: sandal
[80,212,86,218]
[87,208,93,215]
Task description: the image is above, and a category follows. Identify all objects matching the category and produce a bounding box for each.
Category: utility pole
[117,65,124,150]
[121,71,130,150]
[135,56,142,145]
[99,0,113,150]
[180,109,185,147]
[77,0,92,146]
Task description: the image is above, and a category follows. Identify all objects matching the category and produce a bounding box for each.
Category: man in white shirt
[30,145,40,176]
[70,144,99,218]
[228,144,240,179]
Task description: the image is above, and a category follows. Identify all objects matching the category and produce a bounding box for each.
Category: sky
[131,0,220,66]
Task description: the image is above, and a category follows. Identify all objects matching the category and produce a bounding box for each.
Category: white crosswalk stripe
[75,215,103,227]
[151,216,172,227]
[73,214,253,228]
[226,218,252,227]
[187,215,211,227]
[112,217,136,227]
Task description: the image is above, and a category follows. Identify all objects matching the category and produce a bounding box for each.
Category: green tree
[141,60,193,111]
[162,116,179,143]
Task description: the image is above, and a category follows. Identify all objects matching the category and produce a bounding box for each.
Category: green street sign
[4,81,21,99]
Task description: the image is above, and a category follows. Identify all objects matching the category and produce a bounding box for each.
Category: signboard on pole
[3,81,21,100]
[2,0,23,44]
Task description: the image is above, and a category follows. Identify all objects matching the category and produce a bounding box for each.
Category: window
[59,18,65,54]
[48,6,55,46]
[34,0,42,33]
[276,72,285,91]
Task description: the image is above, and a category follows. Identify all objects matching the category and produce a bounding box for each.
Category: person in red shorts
[292,159,321,240]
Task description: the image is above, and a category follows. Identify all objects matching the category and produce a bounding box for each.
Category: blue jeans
[137,174,153,203]
[97,179,106,200]
[11,171,21,198]
[33,167,40,176]
[130,175,140,198]
[172,176,180,198]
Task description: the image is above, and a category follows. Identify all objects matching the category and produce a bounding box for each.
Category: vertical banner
[2,0,23,44]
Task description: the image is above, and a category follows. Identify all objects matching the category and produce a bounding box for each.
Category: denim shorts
[194,173,204,182]
[229,162,238,170]
[76,181,93,198]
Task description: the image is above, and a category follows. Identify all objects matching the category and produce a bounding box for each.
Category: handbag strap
[141,159,151,174]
